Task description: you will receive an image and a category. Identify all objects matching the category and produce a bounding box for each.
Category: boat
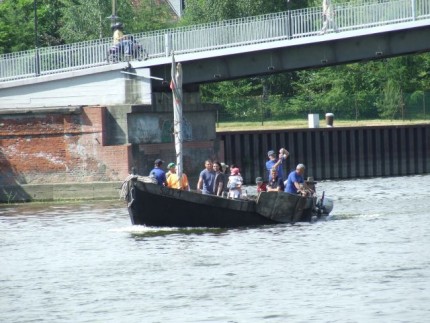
[120,176,333,228]
[120,53,333,228]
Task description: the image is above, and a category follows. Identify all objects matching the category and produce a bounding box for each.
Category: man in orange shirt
[166,163,190,191]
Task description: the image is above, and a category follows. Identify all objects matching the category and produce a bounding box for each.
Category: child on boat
[227,167,243,199]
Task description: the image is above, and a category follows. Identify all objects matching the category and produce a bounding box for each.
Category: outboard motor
[316,191,334,215]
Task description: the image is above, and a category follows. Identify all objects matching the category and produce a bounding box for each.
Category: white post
[411,0,416,21]
[165,34,172,57]
[171,53,183,181]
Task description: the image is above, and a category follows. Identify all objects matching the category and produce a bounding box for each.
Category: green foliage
[0,0,174,51]
[180,0,313,25]
[59,0,113,42]
[0,0,65,53]
[376,79,403,119]
[59,0,174,42]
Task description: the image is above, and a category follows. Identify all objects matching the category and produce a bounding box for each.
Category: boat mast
[170,52,183,181]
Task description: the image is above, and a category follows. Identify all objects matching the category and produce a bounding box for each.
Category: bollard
[325,113,334,127]
[308,114,319,128]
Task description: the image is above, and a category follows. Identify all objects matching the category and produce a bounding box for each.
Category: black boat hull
[127,179,318,228]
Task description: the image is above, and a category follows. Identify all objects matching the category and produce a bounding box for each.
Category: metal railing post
[165,33,172,57]
[287,10,292,39]
[411,0,416,21]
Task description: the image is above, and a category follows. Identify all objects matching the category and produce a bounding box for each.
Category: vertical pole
[112,0,117,23]
[286,0,292,39]
[34,0,40,76]
[171,53,183,181]
[165,34,172,57]
[411,0,416,21]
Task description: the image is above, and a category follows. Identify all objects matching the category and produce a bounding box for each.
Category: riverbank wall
[1,104,429,203]
[0,103,220,203]
[218,124,430,184]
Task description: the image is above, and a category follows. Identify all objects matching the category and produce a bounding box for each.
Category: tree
[0,0,65,53]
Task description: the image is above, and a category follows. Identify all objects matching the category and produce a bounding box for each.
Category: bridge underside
[151,23,430,91]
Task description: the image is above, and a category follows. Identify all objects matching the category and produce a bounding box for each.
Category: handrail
[0,0,429,83]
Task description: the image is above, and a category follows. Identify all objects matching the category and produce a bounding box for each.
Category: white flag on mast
[170,53,183,181]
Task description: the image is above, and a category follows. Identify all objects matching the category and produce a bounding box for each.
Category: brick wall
[0,106,131,185]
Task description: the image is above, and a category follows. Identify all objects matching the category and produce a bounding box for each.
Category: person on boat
[305,177,317,194]
[220,162,229,196]
[267,168,285,192]
[220,162,229,174]
[265,148,289,182]
[166,163,190,191]
[255,177,267,193]
[285,163,313,196]
[213,161,226,196]
[166,162,175,180]
[227,167,243,199]
[149,159,166,186]
[197,159,216,195]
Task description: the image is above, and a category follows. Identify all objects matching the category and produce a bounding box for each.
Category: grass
[216,118,430,131]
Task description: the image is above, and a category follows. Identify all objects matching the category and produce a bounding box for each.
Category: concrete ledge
[0,181,123,203]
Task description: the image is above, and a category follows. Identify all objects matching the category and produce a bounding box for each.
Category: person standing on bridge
[321,0,339,34]
[111,22,132,55]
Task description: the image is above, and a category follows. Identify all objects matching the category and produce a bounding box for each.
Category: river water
[1,174,429,323]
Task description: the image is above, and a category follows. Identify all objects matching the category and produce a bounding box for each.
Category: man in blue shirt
[265,148,289,181]
[149,159,166,186]
[285,164,306,195]
[197,159,216,194]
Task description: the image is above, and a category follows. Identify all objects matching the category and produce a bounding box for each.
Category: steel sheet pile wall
[217,125,430,183]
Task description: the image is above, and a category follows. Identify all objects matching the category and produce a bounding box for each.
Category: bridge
[1,0,430,110]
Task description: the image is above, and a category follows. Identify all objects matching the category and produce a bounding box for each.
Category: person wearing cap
[197,159,216,195]
[255,177,267,193]
[166,163,190,191]
[149,159,166,186]
[227,167,243,199]
[166,162,176,180]
[285,163,310,195]
[267,168,285,192]
[265,148,289,182]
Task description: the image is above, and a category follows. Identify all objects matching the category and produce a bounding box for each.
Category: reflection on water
[116,225,229,239]
[1,175,429,323]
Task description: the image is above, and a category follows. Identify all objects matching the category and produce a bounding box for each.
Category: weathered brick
[0,106,131,185]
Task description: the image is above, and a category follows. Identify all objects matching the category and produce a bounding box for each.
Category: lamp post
[107,0,119,25]
[286,0,292,39]
[34,0,40,76]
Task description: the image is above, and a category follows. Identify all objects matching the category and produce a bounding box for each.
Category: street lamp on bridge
[34,0,40,76]
[106,0,120,25]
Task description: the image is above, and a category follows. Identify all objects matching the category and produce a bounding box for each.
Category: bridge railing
[1,0,429,83]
